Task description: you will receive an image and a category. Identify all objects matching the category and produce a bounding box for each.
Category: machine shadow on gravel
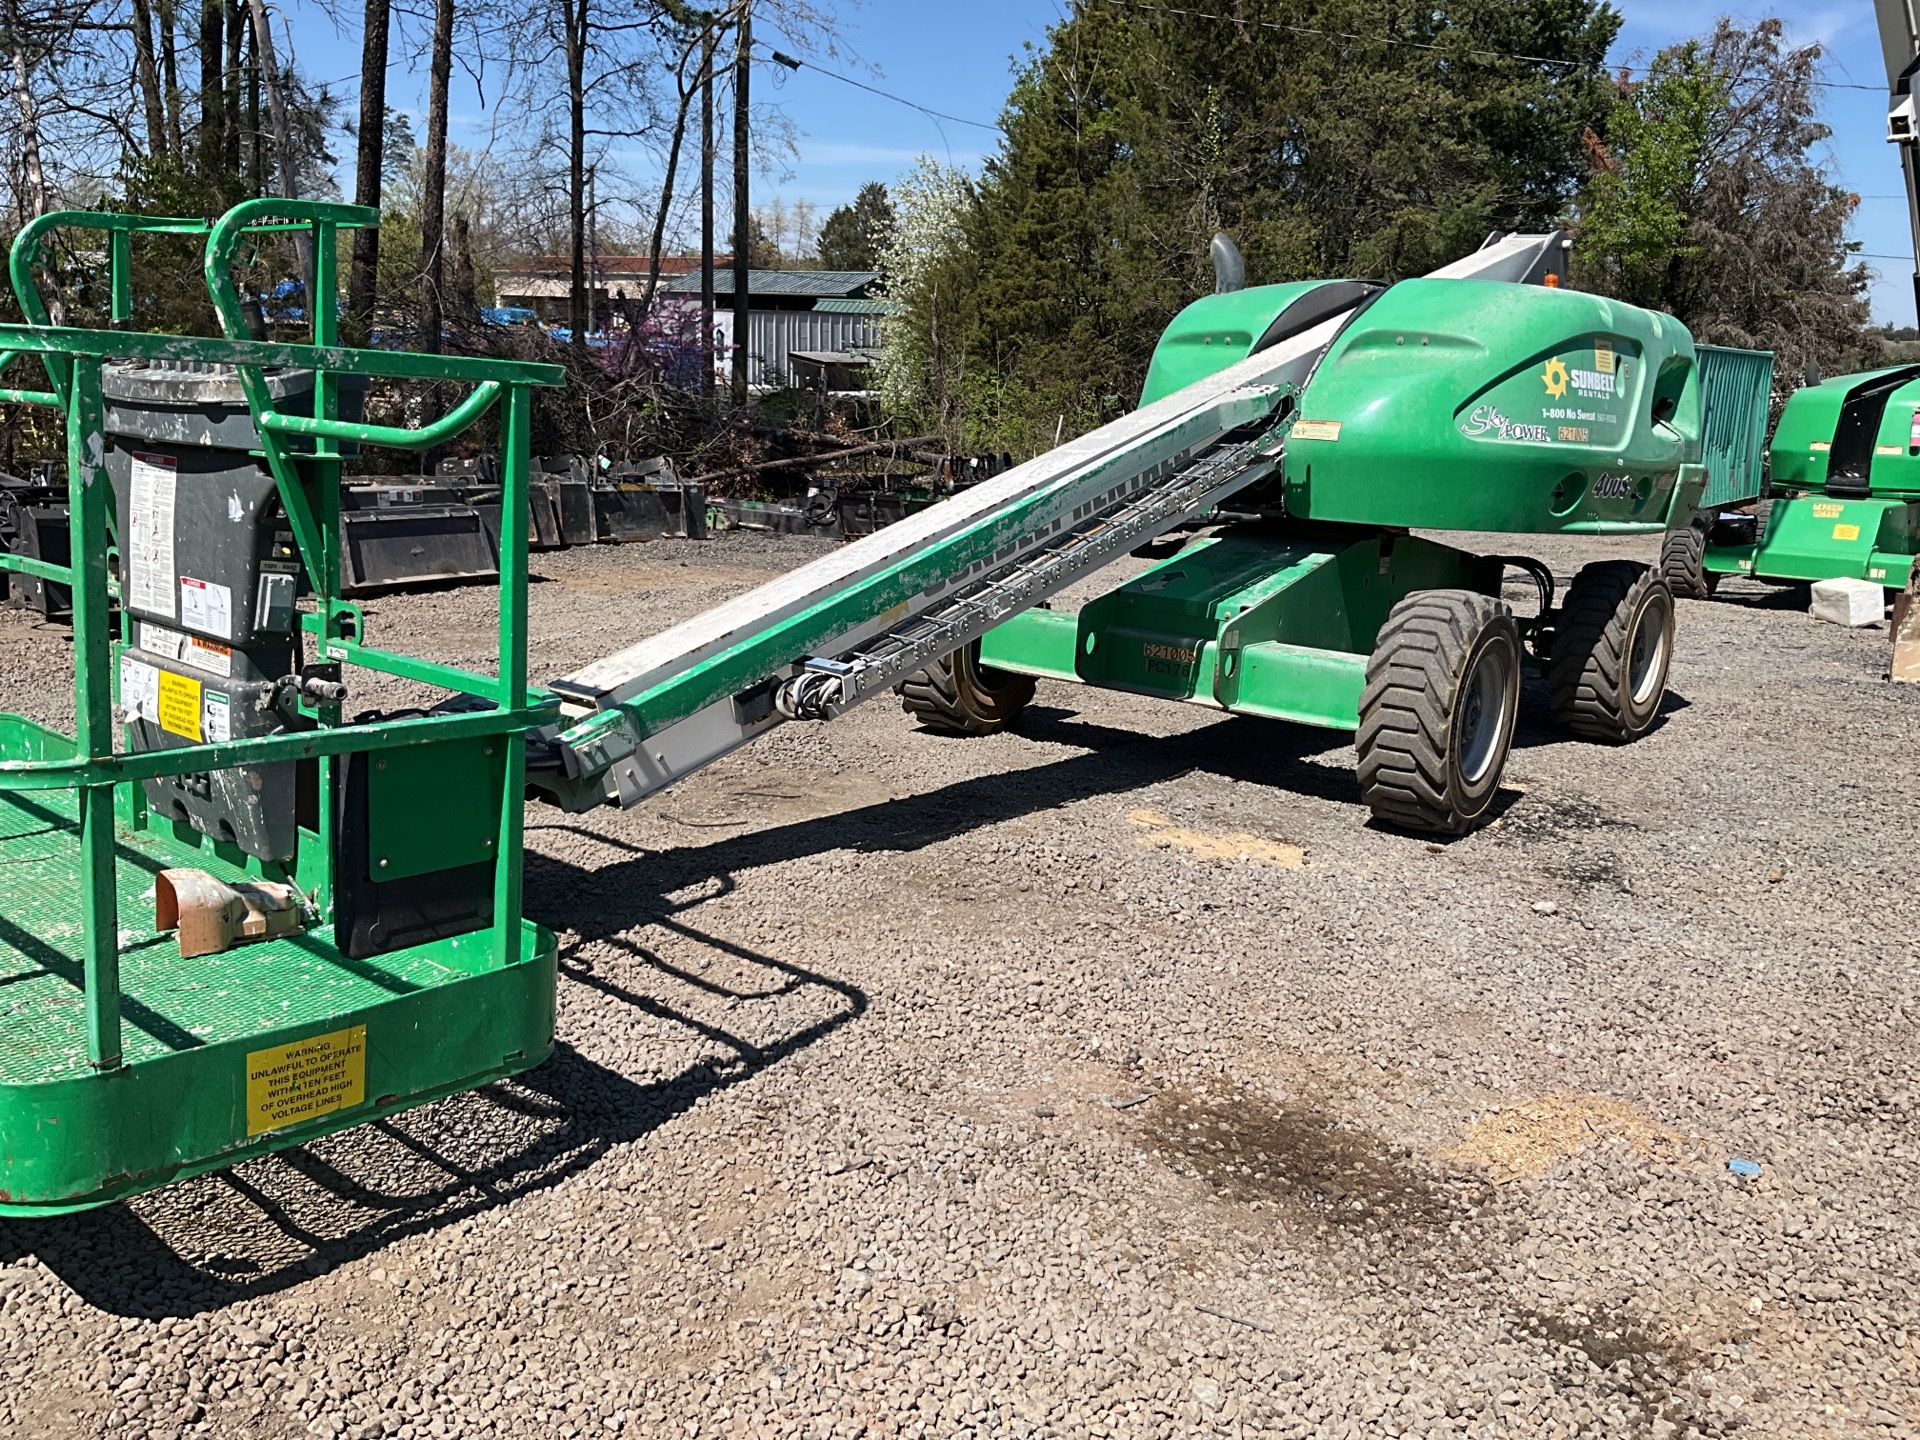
[1,930,866,1319]
[548,708,1369,884]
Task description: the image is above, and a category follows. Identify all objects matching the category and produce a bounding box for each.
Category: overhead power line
[751,3,1886,152]
[754,43,1003,135]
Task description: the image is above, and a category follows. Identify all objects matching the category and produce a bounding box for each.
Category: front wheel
[1356,590,1522,835]
[896,640,1036,736]
[1548,561,1675,741]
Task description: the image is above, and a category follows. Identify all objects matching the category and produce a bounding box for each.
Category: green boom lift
[1674,365,1920,600]
[0,206,1767,1215]
[923,245,1771,836]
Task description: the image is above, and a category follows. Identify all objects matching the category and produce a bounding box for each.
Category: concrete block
[1810,576,1886,627]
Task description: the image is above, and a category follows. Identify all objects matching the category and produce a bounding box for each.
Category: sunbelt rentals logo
[1543,351,1621,400]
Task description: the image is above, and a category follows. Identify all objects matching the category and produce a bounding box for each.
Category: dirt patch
[1143,1084,1478,1235]
[1553,850,1636,893]
[1125,808,1304,867]
[1442,1092,1691,1184]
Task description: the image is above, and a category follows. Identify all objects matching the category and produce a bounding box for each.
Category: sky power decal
[1460,405,1549,443]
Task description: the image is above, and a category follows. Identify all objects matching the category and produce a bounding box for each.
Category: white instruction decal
[203,690,231,743]
[137,621,185,660]
[127,453,178,617]
[183,636,233,678]
[179,577,233,640]
[119,654,160,723]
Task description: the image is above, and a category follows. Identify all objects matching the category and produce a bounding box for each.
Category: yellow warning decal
[1877,445,1903,456]
[1833,523,1862,541]
[1291,419,1341,441]
[245,1025,367,1136]
[1812,502,1844,519]
[1811,442,1831,452]
[156,670,202,741]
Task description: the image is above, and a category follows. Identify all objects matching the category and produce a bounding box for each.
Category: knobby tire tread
[1357,590,1516,835]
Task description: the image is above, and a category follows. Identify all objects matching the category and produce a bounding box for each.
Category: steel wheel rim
[1458,643,1512,785]
[1628,596,1671,707]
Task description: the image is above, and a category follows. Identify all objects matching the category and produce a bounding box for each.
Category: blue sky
[283,1,1919,324]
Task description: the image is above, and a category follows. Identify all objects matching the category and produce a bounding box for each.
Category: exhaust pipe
[1210,232,1246,295]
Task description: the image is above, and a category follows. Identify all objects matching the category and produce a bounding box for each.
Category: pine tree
[907,0,1620,452]
[816,181,896,272]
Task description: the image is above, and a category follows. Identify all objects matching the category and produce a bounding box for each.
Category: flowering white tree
[874,155,974,439]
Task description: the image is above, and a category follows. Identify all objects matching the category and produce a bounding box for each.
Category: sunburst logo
[1542,357,1569,399]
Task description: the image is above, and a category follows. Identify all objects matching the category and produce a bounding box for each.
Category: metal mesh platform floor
[0,789,469,1085]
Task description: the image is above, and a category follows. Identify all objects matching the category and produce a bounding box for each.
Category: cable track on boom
[775,414,1292,720]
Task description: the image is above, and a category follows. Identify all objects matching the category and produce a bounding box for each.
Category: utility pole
[730,0,750,404]
[588,163,598,336]
[700,22,716,395]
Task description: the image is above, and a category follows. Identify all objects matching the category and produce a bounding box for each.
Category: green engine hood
[1280,279,1703,534]
[1769,365,1920,499]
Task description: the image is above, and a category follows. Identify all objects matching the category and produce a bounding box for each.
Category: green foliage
[816,182,896,272]
[885,0,1621,450]
[1574,19,1875,386]
[1574,47,1713,306]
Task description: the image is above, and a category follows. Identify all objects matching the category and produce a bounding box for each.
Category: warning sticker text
[245,1025,367,1136]
[156,670,202,741]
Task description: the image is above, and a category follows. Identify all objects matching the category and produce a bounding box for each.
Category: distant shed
[660,270,893,388]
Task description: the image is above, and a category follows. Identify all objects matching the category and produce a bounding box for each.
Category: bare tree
[130,0,167,160]
[345,0,391,344]
[2,0,47,221]
[419,0,454,348]
[635,22,709,324]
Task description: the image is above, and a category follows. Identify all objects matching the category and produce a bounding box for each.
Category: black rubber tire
[1356,590,1522,836]
[896,640,1036,736]
[1548,560,1675,742]
[1660,524,1718,600]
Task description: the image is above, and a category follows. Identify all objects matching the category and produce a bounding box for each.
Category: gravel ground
[0,528,1916,1440]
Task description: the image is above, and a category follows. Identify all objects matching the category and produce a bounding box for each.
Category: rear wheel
[1660,524,1718,600]
[1356,590,1521,835]
[1548,561,1674,741]
[897,640,1036,736]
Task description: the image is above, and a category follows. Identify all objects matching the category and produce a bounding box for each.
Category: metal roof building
[660,270,890,388]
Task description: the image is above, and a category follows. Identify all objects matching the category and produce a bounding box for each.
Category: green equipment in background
[0,201,564,1215]
[1665,365,1920,600]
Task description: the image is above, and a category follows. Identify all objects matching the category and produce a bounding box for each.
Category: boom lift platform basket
[0,201,564,1214]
